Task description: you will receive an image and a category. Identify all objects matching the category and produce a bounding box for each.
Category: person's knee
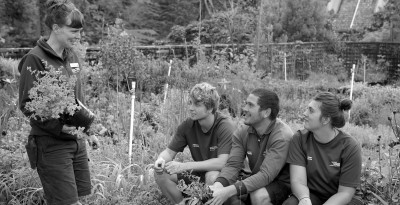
[205,171,219,185]
[250,188,271,205]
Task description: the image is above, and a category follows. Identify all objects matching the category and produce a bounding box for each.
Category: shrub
[350,85,400,127]
[177,171,213,204]
[0,57,19,80]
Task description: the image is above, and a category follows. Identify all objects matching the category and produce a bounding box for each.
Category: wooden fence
[1,42,399,82]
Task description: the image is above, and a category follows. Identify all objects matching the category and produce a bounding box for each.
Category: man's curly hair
[189,82,220,114]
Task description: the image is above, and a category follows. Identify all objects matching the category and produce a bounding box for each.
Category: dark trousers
[35,135,91,205]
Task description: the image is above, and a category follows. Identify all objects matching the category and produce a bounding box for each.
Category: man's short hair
[189,82,220,114]
[250,88,280,120]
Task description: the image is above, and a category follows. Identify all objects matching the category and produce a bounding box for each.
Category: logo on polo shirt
[209,146,218,151]
[247,151,252,155]
[329,161,340,167]
[307,156,312,161]
[192,144,199,148]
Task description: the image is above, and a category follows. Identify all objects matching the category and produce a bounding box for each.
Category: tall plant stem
[255,0,264,70]
[388,148,393,201]
[393,112,399,139]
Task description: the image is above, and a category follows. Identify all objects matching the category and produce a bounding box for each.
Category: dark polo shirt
[287,129,362,202]
[216,119,293,195]
[18,37,83,139]
[168,112,234,161]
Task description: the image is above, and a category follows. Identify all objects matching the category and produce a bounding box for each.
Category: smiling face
[188,98,212,121]
[303,100,329,131]
[46,3,84,49]
[242,94,270,126]
[54,20,82,49]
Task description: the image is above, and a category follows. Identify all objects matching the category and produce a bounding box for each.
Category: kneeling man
[154,82,235,204]
[208,88,293,205]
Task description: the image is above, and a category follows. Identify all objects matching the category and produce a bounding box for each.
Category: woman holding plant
[18,0,93,204]
[283,92,362,205]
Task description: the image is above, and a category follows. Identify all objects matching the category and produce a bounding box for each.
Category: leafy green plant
[25,61,80,121]
[358,110,400,205]
[351,85,400,127]
[0,57,19,80]
[177,171,213,205]
[354,55,389,83]
[360,137,400,204]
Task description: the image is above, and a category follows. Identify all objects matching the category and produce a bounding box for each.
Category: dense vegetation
[1,0,400,204]
[1,30,400,203]
[1,0,399,47]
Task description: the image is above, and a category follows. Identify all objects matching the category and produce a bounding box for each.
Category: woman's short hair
[189,82,220,114]
[250,88,280,120]
[313,92,352,128]
[45,0,84,29]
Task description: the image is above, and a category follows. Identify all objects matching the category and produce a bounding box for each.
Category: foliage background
[2,0,398,47]
[1,0,400,204]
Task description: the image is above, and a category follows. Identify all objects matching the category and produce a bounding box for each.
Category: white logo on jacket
[209,146,218,151]
[329,161,340,167]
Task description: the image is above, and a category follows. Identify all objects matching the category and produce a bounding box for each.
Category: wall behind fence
[1,42,399,82]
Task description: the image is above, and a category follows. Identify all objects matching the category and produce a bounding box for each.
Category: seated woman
[283,92,362,205]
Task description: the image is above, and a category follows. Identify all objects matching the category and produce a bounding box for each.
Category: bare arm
[164,153,229,174]
[184,154,229,171]
[323,185,356,205]
[290,164,312,205]
[158,148,177,162]
[154,148,177,170]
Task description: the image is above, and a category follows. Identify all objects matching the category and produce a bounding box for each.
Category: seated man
[208,88,293,205]
[154,82,235,204]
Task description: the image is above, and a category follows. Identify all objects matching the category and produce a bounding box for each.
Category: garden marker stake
[218,78,230,90]
[350,0,361,29]
[128,81,136,169]
[164,60,172,104]
[349,64,355,119]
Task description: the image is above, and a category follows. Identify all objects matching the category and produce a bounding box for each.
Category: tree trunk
[199,0,210,20]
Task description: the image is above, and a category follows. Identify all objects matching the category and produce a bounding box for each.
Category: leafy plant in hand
[176,171,213,205]
[25,61,80,121]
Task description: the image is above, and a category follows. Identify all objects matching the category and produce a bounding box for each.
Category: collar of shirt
[246,119,277,139]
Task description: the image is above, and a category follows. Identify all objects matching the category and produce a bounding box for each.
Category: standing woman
[283,92,362,205]
[18,0,91,204]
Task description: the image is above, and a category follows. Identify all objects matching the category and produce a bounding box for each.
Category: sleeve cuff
[215,177,230,187]
[234,181,247,196]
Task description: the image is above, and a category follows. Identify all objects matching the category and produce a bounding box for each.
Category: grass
[1,111,398,204]
[1,56,400,204]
